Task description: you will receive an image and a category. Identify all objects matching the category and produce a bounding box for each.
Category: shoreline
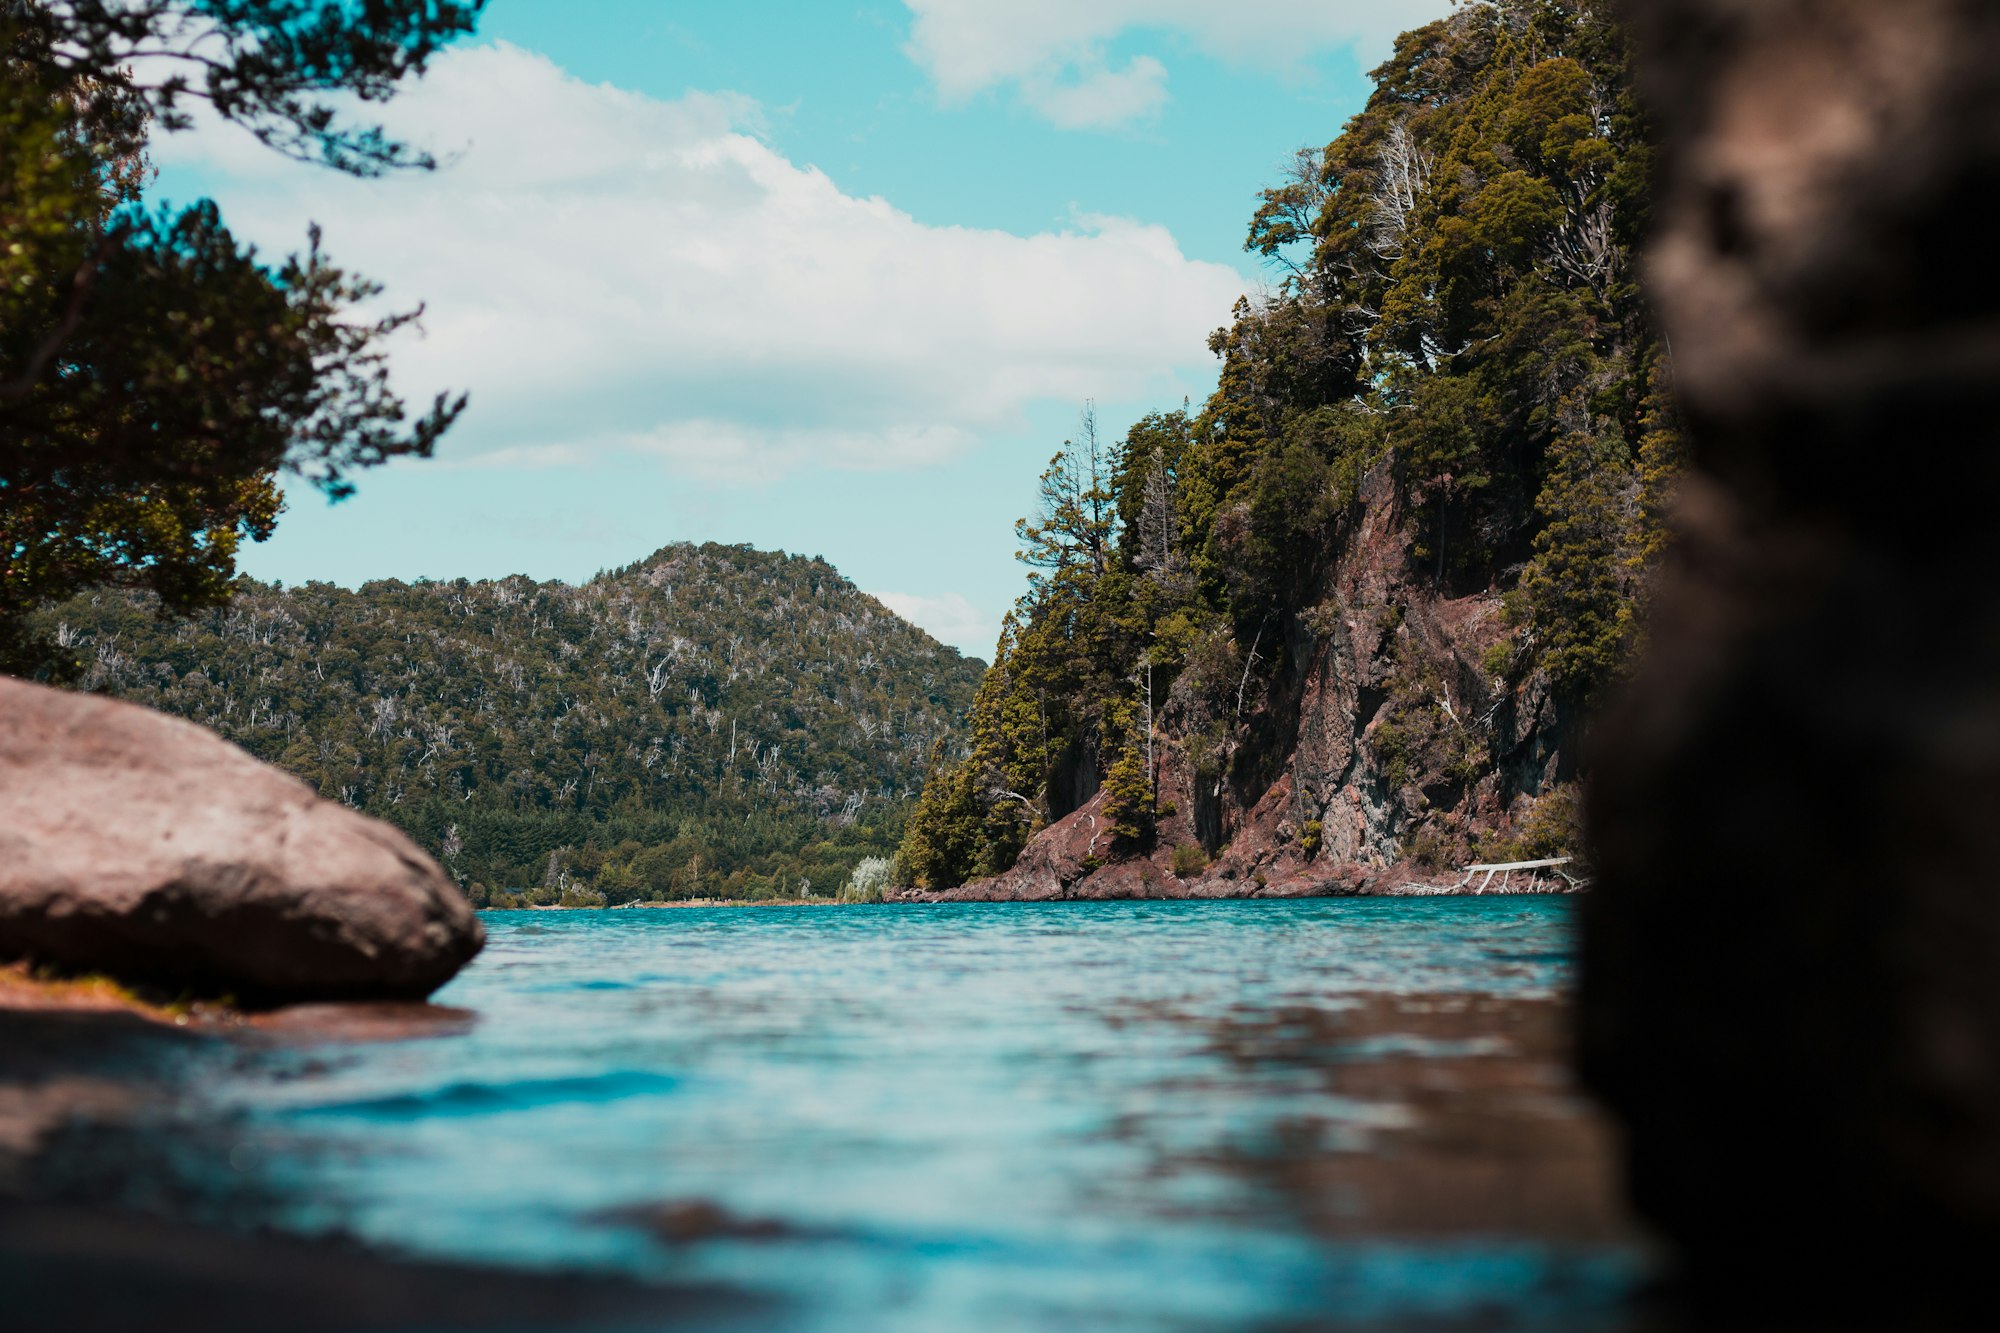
[890,880,1585,904]
[893,853,1588,904]
[501,896,851,911]
[0,961,478,1041]
[487,879,1585,911]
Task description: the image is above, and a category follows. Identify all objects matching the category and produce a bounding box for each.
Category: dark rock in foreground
[0,1200,763,1333]
[0,1006,762,1333]
[0,678,482,1001]
[1584,0,2000,1317]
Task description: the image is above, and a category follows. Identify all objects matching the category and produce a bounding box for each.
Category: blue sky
[152,0,1451,657]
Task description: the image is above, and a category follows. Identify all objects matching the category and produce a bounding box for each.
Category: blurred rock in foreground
[0,678,482,1002]
[0,1199,761,1333]
[1584,0,2000,1317]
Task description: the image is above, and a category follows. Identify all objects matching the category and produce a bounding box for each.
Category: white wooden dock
[1451,856,1582,893]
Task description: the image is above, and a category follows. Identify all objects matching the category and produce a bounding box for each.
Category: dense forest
[901,0,1678,894]
[36,544,982,904]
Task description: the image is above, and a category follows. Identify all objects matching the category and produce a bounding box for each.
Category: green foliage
[839,856,894,904]
[898,740,985,890]
[1368,634,1489,795]
[898,399,1223,884]
[36,543,983,902]
[899,0,1675,886]
[1401,823,1456,872]
[1170,842,1209,878]
[558,883,609,910]
[1632,355,1686,575]
[1,3,477,676]
[1226,429,1345,614]
[1100,733,1153,847]
[13,1,485,174]
[1300,820,1323,858]
[1477,782,1583,865]
[1015,405,1118,585]
[1512,424,1640,699]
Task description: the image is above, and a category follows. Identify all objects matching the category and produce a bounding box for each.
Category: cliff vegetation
[900,0,1678,896]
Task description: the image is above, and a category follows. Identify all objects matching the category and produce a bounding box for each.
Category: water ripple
[192,898,1632,1332]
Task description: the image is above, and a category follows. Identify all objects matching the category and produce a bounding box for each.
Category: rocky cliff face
[920,465,1577,902]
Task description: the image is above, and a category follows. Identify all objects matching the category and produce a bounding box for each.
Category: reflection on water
[198,900,1639,1330]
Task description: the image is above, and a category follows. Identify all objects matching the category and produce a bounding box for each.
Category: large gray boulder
[0,677,483,1001]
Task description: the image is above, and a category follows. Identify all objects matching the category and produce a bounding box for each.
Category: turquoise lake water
[204,899,1638,1331]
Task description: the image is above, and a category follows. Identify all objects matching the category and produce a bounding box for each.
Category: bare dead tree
[1235,623,1267,722]
[1133,450,1191,594]
[1368,119,1433,260]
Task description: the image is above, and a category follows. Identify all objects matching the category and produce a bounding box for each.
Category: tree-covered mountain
[900,0,1676,897]
[36,543,982,905]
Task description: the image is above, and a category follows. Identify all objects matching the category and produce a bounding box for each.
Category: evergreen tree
[1513,421,1640,698]
[1015,403,1118,585]
[899,740,984,890]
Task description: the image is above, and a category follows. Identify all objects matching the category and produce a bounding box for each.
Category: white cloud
[617,420,977,485]
[871,591,998,657]
[153,41,1246,479]
[903,0,1458,128]
[1023,54,1169,130]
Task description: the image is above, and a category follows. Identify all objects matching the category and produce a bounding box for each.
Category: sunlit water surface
[212,899,1637,1331]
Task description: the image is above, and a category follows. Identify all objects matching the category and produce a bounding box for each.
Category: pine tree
[898,742,983,890]
[1015,403,1118,586]
[1515,422,1640,698]
[1100,697,1154,847]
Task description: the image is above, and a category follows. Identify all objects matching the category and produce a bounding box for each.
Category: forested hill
[901,0,1676,898]
[37,544,983,904]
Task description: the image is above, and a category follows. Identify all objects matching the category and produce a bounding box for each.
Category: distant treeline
[38,543,983,904]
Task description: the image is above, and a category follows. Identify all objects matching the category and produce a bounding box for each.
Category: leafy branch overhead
[24,0,484,173]
[2,2,482,675]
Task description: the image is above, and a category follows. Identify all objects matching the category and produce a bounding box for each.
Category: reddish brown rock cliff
[918,464,1578,902]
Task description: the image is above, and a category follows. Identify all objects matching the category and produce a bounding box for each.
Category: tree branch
[0,222,129,400]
